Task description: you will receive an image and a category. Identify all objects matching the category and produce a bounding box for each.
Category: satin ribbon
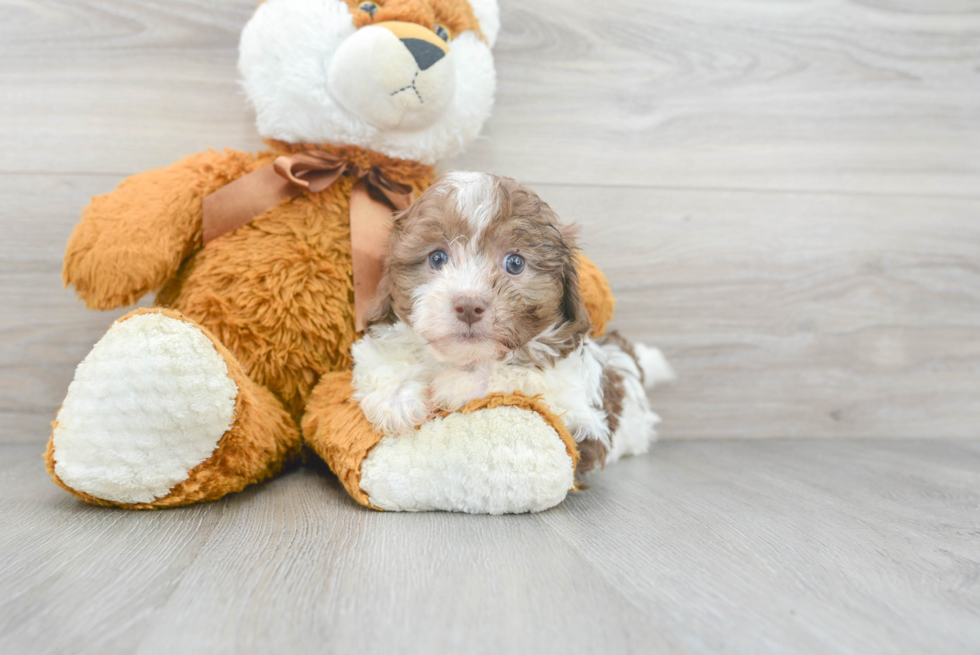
[201,150,417,331]
[201,150,414,245]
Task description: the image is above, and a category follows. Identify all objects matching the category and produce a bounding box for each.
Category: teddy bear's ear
[468,0,500,48]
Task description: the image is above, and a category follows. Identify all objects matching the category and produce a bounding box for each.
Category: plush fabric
[241,0,496,164]
[578,254,615,338]
[303,371,583,512]
[302,371,383,508]
[360,405,576,514]
[46,308,301,509]
[50,311,239,504]
[47,0,623,513]
[50,138,613,509]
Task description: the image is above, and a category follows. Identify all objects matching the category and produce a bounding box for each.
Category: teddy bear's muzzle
[328,21,456,131]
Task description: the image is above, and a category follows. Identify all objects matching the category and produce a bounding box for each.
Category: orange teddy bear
[45,0,617,514]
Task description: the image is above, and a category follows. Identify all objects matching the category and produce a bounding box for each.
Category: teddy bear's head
[240,0,499,165]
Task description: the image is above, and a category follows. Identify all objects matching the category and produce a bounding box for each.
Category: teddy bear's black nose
[401,38,445,71]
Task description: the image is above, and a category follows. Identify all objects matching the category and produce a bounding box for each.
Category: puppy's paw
[358,382,430,437]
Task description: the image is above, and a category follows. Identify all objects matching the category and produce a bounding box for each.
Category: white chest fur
[351,321,611,445]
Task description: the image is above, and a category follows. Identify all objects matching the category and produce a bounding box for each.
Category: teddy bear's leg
[302,372,581,514]
[45,308,300,509]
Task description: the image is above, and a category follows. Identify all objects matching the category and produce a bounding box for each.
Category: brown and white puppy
[352,173,673,473]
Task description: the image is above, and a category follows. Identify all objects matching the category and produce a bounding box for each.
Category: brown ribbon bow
[201,149,417,331]
[201,150,414,245]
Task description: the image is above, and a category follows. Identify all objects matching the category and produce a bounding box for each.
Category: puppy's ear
[364,264,399,327]
[364,203,417,328]
[557,225,592,335]
[560,262,592,334]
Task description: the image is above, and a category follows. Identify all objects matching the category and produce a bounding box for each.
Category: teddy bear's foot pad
[360,406,575,514]
[50,312,239,504]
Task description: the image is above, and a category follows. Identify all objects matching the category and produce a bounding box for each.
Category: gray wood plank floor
[1,440,978,655]
[1,0,979,653]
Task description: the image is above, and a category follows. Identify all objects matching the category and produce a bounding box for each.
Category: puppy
[352,172,674,474]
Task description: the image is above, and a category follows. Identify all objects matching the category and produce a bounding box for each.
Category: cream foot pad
[360,405,575,514]
[51,313,238,504]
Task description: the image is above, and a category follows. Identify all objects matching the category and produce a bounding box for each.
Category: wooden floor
[1,0,979,653]
[0,439,978,655]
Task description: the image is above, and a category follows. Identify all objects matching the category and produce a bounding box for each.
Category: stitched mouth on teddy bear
[328,21,456,131]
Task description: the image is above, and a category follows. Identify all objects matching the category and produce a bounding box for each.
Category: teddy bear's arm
[63,149,262,310]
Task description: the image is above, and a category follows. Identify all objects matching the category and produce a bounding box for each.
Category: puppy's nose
[454,297,487,326]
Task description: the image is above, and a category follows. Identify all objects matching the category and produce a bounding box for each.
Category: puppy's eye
[434,24,451,41]
[359,2,379,18]
[428,250,449,270]
[504,253,525,276]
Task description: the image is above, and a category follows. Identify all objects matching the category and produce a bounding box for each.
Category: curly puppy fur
[352,173,662,474]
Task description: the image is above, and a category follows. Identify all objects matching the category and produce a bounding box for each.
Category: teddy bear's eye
[433,24,451,42]
[359,2,379,18]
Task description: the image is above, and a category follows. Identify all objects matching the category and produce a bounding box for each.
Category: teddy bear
[44,0,622,514]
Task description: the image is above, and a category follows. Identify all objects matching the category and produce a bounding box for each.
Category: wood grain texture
[1,0,978,442]
[0,440,977,654]
[4,176,978,441]
[0,174,149,443]
[544,184,980,439]
[453,0,980,195]
[0,0,261,175]
[1,0,978,195]
[1,1,979,651]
